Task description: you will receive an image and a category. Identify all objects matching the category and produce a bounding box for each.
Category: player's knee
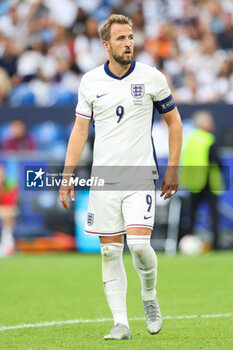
[101,244,122,261]
[101,245,113,260]
[127,243,147,259]
[128,241,157,269]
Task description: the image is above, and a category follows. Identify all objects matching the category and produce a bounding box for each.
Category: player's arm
[60,117,90,209]
[160,107,183,199]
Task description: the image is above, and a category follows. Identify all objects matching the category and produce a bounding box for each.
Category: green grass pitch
[0,251,232,350]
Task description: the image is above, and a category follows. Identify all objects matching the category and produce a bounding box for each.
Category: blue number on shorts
[116,105,124,123]
[146,194,152,212]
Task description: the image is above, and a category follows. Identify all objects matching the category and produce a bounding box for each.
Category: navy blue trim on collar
[104,60,136,80]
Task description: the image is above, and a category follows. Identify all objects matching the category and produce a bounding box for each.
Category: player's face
[106,23,134,65]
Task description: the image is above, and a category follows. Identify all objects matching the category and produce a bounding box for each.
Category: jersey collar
[104,60,136,80]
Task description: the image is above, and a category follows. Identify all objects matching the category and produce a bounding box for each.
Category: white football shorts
[84,181,155,236]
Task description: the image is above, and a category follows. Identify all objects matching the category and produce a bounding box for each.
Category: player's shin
[127,235,157,301]
[100,243,129,328]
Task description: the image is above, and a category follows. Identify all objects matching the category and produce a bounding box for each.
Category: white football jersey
[75,60,176,181]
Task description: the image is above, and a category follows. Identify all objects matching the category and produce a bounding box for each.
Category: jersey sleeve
[75,76,92,120]
[152,69,176,115]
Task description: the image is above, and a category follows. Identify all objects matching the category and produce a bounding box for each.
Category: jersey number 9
[116,105,125,123]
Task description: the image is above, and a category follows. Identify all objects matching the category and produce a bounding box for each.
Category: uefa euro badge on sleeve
[131,84,145,99]
[87,213,94,226]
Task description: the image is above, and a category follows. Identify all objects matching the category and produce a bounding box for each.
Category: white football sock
[127,235,157,301]
[101,243,129,328]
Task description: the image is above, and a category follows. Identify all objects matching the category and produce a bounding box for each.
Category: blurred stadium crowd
[0,0,233,106]
[0,117,93,162]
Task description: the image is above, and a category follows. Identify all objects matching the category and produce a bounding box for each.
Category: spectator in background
[49,25,72,62]
[114,0,139,18]
[131,7,145,49]
[0,66,11,103]
[74,17,106,73]
[0,37,19,84]
[17,37,44,82]
[45,0,77,28]
[173,72,198,103]
[2,119,36,152]
[180,111,224,250]
[26,0,55,46]
[0,5,28,45]
[182,32,223,102]
[217,12,233,50]
[71,7,87,36]
[215,59,233,102]
[0,164,18,257]
[145,22,175,65]
[205,0,225,35]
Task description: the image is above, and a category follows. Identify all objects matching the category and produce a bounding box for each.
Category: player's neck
[108,59,131,78]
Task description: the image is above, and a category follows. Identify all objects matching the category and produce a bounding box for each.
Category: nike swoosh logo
[96,93,108,98]
[103,279,116,285]
[144,215,152,220]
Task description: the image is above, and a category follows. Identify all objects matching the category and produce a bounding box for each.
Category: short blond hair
[99,14,133,41]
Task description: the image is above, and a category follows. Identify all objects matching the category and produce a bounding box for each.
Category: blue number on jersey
[116,105,124,123]
[146,194,152,212]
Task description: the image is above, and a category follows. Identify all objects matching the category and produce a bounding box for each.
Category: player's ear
[102,40,110,52]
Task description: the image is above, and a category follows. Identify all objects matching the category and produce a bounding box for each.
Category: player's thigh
[0,206,16,220]
[127,227,152,236]
[100,234,124,244]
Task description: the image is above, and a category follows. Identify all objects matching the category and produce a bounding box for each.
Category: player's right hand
[59,183,75,209]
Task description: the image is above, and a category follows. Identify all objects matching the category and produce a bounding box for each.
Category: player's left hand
[160,167,178,200]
